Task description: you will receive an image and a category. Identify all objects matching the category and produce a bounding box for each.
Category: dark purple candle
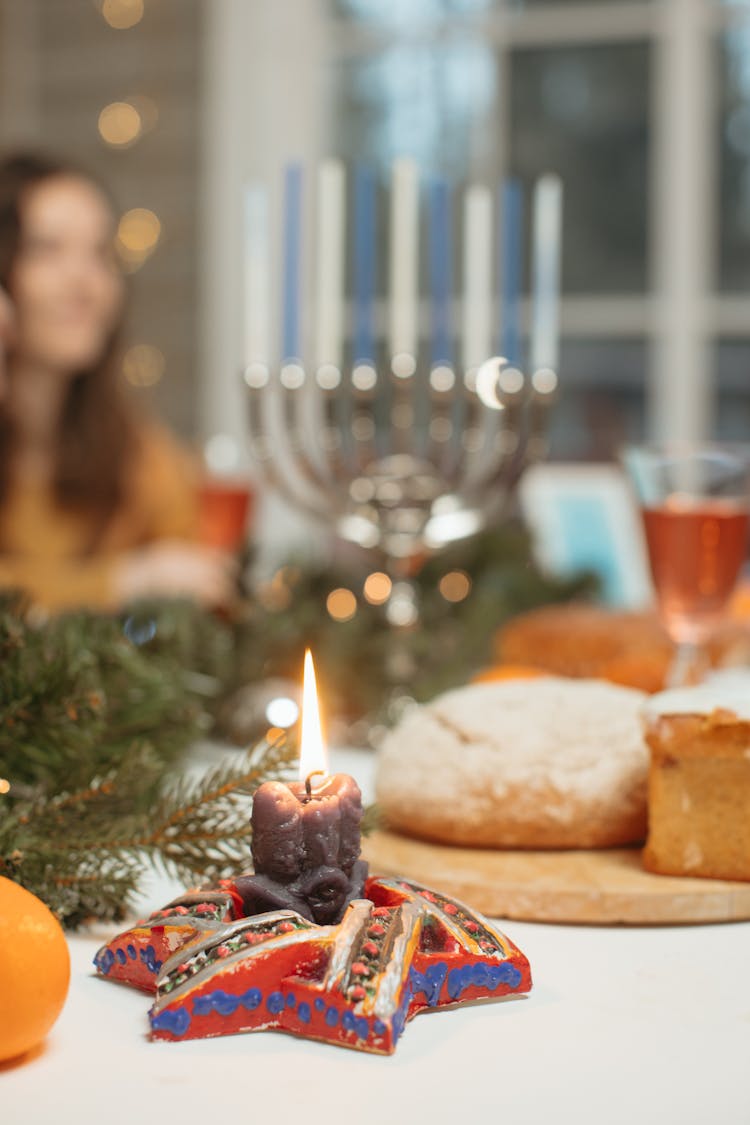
[236,652,368,925]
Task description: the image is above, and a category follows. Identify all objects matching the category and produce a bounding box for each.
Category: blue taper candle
[282,163,303,363]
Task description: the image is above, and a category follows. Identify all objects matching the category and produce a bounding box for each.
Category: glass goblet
[623,443,750,687]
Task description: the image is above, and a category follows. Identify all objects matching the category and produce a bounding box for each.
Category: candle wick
[304,770,326,801]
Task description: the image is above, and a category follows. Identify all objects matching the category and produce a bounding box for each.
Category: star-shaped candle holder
[94,874,531,1055]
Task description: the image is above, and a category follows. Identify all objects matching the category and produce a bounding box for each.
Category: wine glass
[623,443,750,687]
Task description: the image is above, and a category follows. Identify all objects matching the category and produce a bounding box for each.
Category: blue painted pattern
[94,947,115,975]
[266,991,285,1015]
[410,962,448,1007]
[152,1006,191,1037]
[139,945,162,974]
[446,960,522,1001]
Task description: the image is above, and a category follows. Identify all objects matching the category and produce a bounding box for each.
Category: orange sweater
[0,424,199,611]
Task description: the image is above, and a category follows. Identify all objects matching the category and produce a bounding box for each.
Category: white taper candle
[243,183,270,369]
[389,157,419,369]
[462,184,493,374]
[530,174,563,373]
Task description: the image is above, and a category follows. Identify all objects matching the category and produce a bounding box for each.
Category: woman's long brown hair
[0,152,136,547]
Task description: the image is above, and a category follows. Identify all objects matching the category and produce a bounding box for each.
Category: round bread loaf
[376,677,649,849]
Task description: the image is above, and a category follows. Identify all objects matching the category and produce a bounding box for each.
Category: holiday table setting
[3,159,750,1123]
[2,745,750,1125]
[3,650,750,1125]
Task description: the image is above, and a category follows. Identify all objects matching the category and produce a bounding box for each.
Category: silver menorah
[242,163,561,631]
[245,357,557,615]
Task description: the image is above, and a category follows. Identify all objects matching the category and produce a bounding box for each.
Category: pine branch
[0,734,298,925]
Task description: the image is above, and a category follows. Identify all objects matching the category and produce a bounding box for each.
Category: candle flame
[299,650,327,783]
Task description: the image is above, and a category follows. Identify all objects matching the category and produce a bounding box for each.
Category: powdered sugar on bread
[644,682,750,723]
[376,677,649,849]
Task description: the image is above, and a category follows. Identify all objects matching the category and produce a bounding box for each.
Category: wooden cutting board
[362,829,750,925]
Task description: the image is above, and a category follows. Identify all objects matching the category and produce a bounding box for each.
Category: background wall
[0,0,202,438]
[0,0,748,464]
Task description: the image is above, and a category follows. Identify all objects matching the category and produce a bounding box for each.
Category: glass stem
[666,641,705,689]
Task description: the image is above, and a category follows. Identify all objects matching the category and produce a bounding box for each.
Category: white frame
[519,461,653,608]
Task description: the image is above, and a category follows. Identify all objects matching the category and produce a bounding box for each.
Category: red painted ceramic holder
[94,874,532,1055]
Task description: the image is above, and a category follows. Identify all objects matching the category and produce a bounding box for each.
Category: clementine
[0,876,70,1062]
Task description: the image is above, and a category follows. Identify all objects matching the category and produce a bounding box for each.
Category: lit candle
[282,163,303,363]
[530,173,563,373]
[315,159,345,372]
[462,184,493,374]
[243,182,270,370]
[236,651,368,926]
[389,157,419,370]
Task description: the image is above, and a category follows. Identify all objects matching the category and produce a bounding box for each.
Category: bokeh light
[98,101,142,147]
[439,570,472,603]
[265,697,300,729]
[122,344,165,387]
[204,433,241,475]
[100,0,144,30]
[385,582,418,627]
[363,571,392,605]
[326,587,357,622]
[116,207,161,269]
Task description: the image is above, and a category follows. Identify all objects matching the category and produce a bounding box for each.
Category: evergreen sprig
[0,593,202,797]
[0,735,297,928]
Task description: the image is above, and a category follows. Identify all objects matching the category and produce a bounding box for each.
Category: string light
[0,778,10,794]
[439,570,472,603]
[98,101,142,148]
[326,588,357,622]
[363,572,392,605]
[116,207,161,270]
[122,344,165,387]
[100,0,144,30]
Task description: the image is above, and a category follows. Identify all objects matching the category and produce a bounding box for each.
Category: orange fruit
[0,876,70,1062]
[472,663,546,684]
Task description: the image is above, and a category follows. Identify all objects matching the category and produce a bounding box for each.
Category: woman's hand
[113,540,238,607]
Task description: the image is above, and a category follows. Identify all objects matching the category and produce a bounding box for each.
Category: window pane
[718,27,750,290]
[511,0,649,6]
[327,39,501,303]
[716,340,750,441]
[327,41,499,176]
[330,0,492,23]
[330,0,649,20]
[510,43,650,294]
[547,339,647,460]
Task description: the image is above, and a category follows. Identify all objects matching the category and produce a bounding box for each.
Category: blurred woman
[0,152,232,611]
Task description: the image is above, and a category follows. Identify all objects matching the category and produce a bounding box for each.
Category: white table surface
[3,747,750,1125]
